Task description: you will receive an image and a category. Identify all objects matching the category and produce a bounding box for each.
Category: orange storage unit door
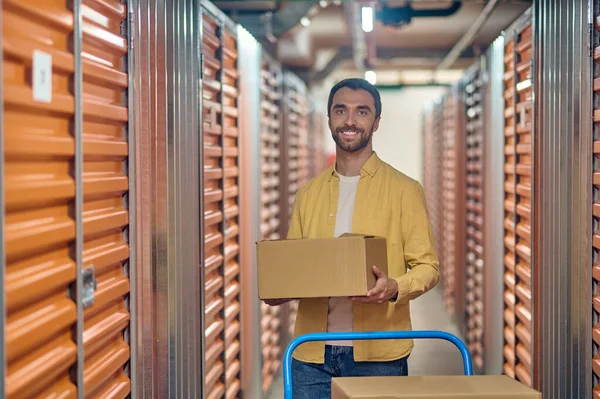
[594,5,600,397]
[502,11,534,388]
[441,88,465,320]
[201,5,242,399]
[280,72,308,340]
[502,30,518,381]
[3,0,131,397]
[463,65,485,371]
[259,53,283,394]
[80,1,131,397]
[3,1,79,396]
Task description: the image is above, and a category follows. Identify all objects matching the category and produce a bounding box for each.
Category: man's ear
[373,117,381,132]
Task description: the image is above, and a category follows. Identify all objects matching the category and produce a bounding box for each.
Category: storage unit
[463,63,485,371]
[423,101,448,311]
[440,86,466,323]
[3,0,131,397]
[594,3,600,397]
[259,51,284,394]
[501,10,535,388]
[280,71,311,340]
[201,5,242,398]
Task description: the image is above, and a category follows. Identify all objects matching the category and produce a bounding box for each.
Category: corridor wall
[2,0,132,397]
[0,0,329,397]
[422,1,596,397]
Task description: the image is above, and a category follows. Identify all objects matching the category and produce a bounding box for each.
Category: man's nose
[345,113,357,126]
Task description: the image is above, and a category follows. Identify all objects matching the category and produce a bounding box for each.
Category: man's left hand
[351,265,398,304]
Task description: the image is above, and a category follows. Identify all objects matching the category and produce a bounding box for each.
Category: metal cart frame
[282,330,473,399]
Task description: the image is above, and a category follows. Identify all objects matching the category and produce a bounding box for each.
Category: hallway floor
[266,284,465,398]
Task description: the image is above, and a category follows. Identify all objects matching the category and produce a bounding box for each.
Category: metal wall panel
[535,0,593,397]
[463,63,485,371]
[130,0,202,397]
[483,35,509,376]
[237,25,262,399]
[502,9,535,387]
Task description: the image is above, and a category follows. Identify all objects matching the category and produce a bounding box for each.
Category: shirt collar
[327,151,382,181]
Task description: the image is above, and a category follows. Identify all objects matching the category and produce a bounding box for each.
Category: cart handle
[282,330,473,399]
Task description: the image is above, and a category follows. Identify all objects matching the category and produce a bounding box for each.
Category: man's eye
[336,109,344,114]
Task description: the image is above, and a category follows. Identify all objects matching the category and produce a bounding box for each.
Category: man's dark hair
[327,78,382,119]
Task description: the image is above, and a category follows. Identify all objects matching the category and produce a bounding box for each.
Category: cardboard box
[331,375,542,398]
[256,233,387,299]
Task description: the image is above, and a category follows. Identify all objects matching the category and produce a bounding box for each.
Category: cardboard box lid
[331,375,541,398]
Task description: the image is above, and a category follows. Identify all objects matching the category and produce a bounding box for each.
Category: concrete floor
[265,284,465,398]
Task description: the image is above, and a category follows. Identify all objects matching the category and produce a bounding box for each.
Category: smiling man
[264,78,440,398]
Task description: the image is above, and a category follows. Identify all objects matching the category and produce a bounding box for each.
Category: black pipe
[378,1,462,27]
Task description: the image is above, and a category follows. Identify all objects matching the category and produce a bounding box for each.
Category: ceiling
[214,0,533,85]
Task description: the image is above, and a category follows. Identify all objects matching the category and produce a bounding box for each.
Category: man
[265,78,439,398]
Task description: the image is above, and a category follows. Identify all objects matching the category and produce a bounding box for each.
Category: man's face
[329,87,380,153]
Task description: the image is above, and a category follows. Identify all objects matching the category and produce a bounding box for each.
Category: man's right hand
[263,298,294,306]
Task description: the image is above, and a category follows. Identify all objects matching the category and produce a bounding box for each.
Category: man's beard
[331,125,373,153]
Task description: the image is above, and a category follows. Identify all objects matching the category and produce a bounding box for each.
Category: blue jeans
[291,345,409,399]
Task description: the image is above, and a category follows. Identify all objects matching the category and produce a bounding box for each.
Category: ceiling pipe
[435,0,502,71]
[312,46,476,82]
[229,1,320,41]
[343,1,367,73]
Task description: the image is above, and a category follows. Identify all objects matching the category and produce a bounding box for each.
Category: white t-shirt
[326,173,360,346]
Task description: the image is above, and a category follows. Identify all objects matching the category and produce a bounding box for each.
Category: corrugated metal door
[441,92,457,315]
[202,12,226,398]
[81,1,130,397]
[280,72,309,340]
[423,102,444,297]
[594,4,600,397]
[4,0,131,397]
[503,15,534,387]
[464,65,485,371]
[422,107,436,242]
[221,25,242,399]
[259,53,283,394]
[502,32,518,380]
[4,1,79,396]
[201,6,242,398]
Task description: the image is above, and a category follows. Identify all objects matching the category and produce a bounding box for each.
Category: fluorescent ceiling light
[365,70,377,85]
[362,6,374,32]
[301,17,310,27]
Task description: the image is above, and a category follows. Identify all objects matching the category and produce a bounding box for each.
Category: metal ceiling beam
[435,0,502,71]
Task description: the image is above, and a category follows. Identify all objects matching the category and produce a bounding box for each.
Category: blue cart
[282,330,473,399]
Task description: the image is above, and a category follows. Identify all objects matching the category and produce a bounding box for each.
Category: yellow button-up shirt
[287,151,440,363]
